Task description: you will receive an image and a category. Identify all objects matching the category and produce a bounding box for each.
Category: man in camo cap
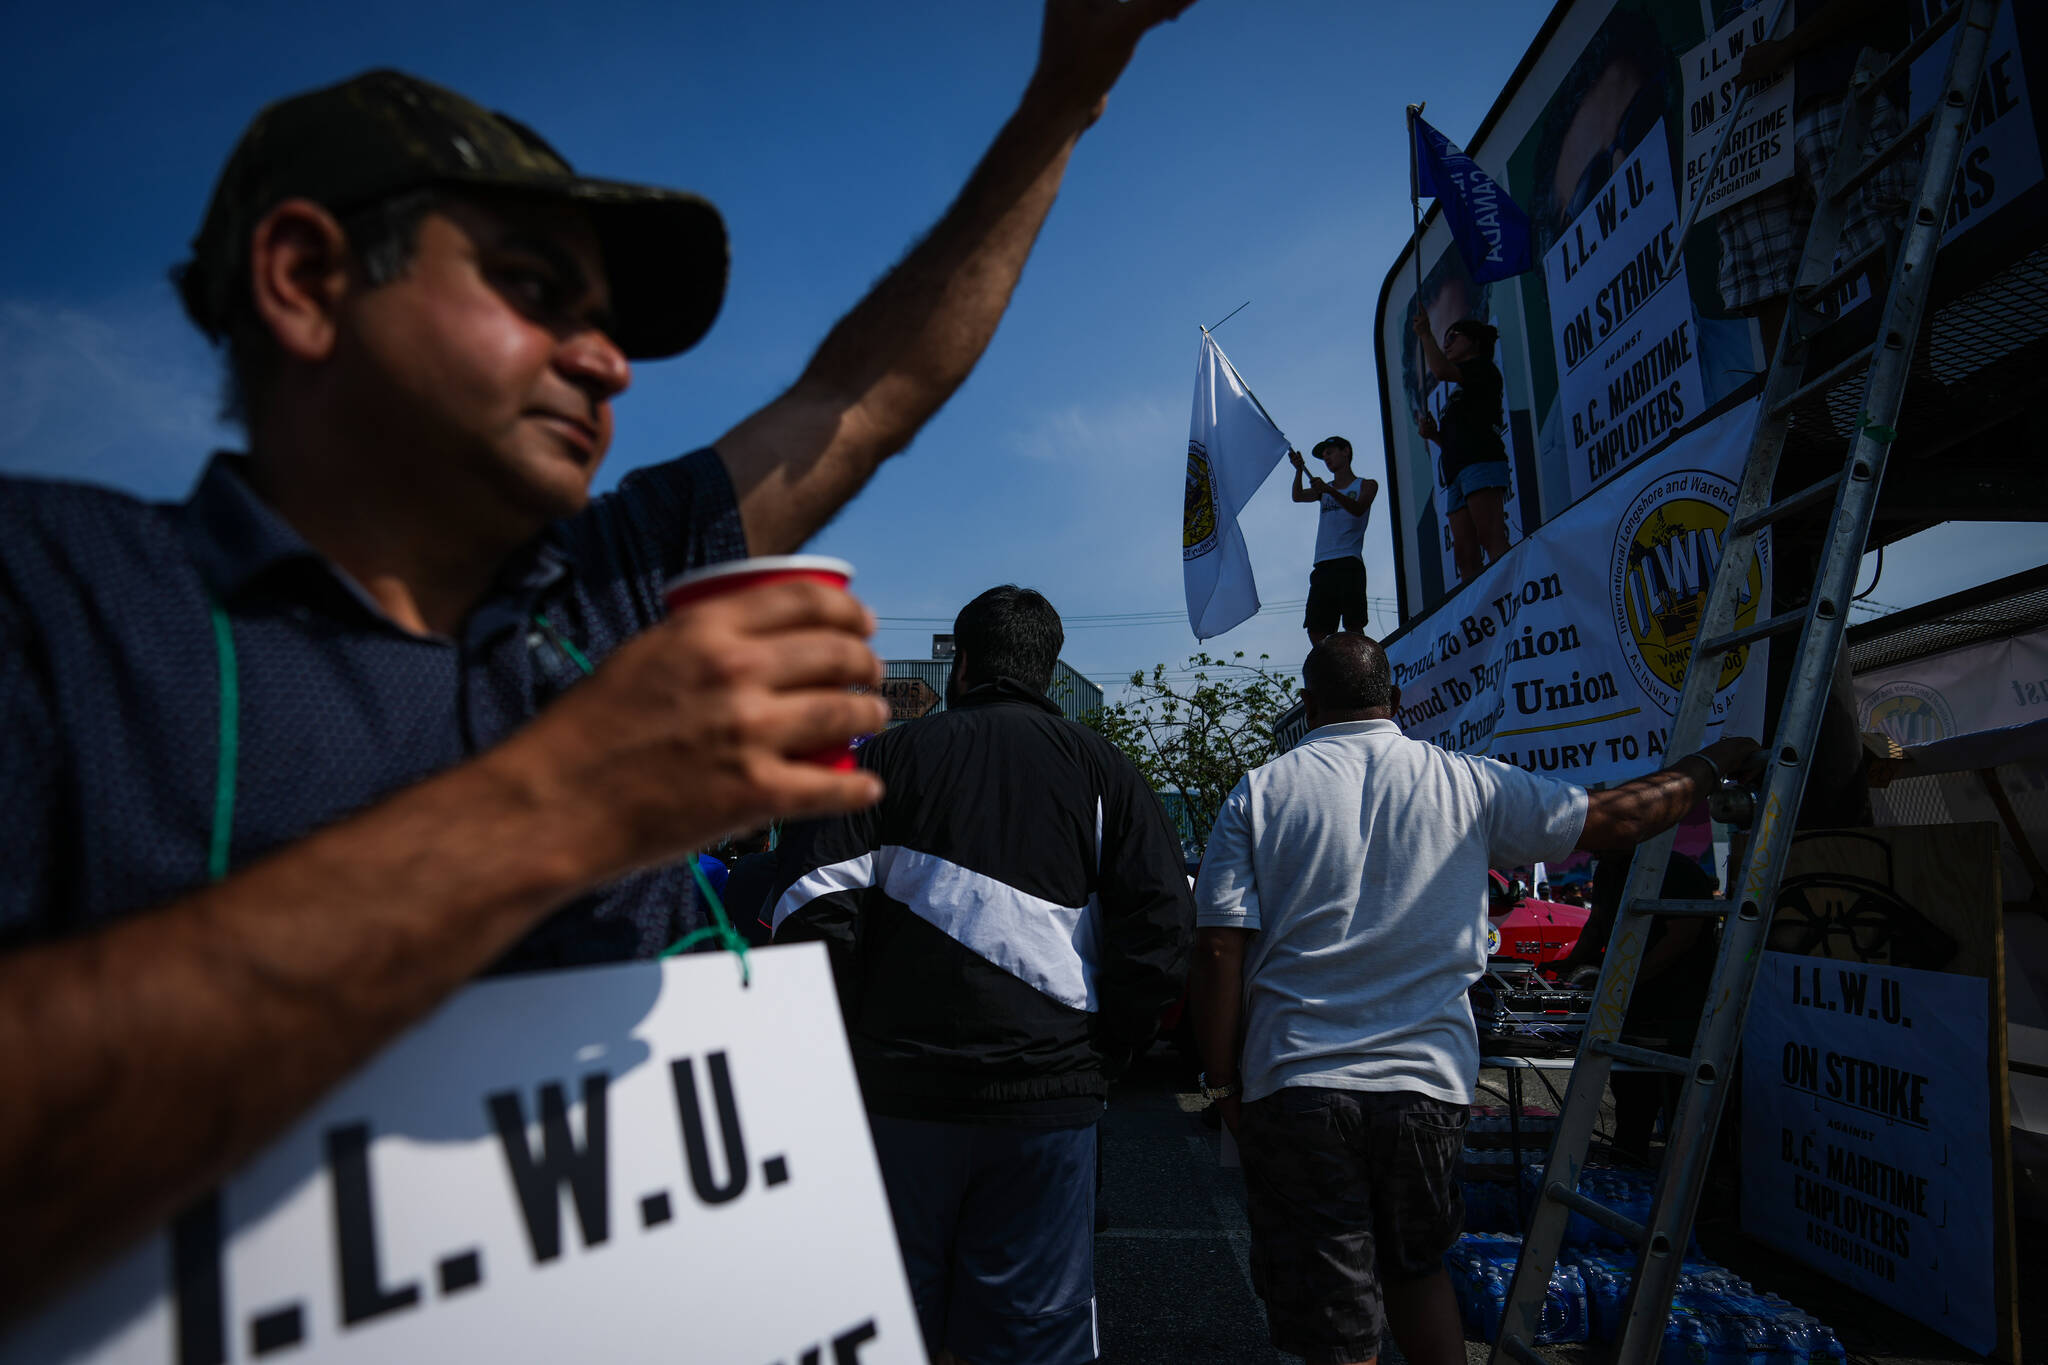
[0,0,1196,1319]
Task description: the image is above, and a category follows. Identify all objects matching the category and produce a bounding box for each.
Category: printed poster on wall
[1680,6,1796,217]
[1384,398,1768,789]
[1544,118,1710,505]
[1742,951,1996,1353]
[2,945,921,1365]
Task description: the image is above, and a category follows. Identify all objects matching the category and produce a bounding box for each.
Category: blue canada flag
[1411,113,1533,284]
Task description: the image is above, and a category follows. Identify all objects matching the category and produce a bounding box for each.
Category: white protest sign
[3,944,921,1365]
[1742,951,1996,1353]
[1680,7,1796,219]
[1386,398,1768,788]
[1915,0,2041,243]
[1856,623,2048,745]
[1543,120,1709,503]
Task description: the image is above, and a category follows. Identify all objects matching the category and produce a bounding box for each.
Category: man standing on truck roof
[1291,436,1378,646]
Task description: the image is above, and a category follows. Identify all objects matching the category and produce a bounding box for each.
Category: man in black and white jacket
[773,585,1192,1365]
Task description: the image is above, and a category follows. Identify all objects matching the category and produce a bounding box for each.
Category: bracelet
[1679,751,1721,784]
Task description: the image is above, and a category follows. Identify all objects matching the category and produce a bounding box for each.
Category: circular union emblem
[1860,679,1954,746]
[1485,923,1502,956]
[1183,441,1218,558]
[1609,468,1768,715]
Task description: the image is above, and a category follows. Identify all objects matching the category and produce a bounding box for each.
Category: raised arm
[1413,309,1462,383]
[718,0,1197,555]
[0,581,887,1320]
[1289,449,1320,502]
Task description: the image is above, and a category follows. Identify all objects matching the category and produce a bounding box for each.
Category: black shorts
[1236,1087,1467,1365]
[1305,557,1369,635]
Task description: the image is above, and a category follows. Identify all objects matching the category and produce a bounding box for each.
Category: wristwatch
[1198,1071,1239,1102]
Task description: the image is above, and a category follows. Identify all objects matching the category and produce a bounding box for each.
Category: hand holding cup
[508,557,888,881]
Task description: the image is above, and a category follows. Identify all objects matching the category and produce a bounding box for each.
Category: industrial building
[877,635,1103,727]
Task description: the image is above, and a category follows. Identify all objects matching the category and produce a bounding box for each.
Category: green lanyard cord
[208,603,240,884]
[208,600,746,981]
[532,612,749,985]
[663,858,753,987]
[531,611,594,677]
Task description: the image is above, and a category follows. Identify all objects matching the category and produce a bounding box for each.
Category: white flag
[1182,331,1289,639]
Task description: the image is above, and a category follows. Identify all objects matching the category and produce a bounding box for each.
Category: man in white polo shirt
[1190,634,1756,1365]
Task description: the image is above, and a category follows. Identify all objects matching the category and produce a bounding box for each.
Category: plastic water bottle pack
[1561,1248,1847,1365]
[1659,1289,1848,1365]
[1443,1233,1588,1345]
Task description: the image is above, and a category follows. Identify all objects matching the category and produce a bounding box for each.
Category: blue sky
[4,1,2039,697]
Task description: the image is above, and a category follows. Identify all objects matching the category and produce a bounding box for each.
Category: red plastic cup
[661,555,863,770]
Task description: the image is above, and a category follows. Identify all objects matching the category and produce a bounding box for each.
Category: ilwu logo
[1860,680,1955,745]
[1183,440,1219,559]
[1609,467,1767,714]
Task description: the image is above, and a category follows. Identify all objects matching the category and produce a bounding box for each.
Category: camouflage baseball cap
[181,68,727,360]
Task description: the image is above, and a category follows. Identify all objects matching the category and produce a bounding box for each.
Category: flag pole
[1407,103,1426,334]
[1404,103,1430,642]
[1208,299,1251,332]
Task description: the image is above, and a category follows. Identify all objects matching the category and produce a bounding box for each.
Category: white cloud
[0,297,230,498]
[1007,394,1178,470]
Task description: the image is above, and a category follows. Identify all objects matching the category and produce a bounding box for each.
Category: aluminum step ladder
[1489,3,2002,1360]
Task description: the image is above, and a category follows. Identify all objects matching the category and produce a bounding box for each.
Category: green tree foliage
[1080,652,1297,858]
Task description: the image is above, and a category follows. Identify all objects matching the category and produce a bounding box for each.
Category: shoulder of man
[1051,708,1143,765]
[2,471,167,529]
[852,699,1036,778]
[1323,721,1450,782]
[898,694,1139,787]
[1044,713,1184,820]
[1451,746,1582,801]
[544,448,748,621]
[1244,726,1349,790]
[851,712,921,773]
[1439,742,1508,777]
[0,473,185,590]
[1223,736,1367,837]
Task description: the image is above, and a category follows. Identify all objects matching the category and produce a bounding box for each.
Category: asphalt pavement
[1093,1047,1491,1365]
